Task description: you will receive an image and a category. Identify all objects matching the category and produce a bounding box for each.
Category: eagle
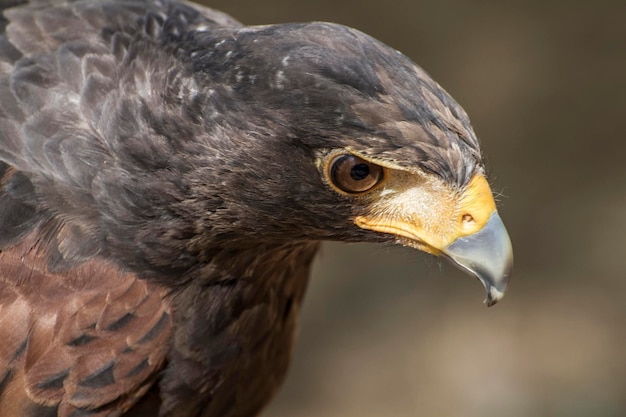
[0,0,513,416]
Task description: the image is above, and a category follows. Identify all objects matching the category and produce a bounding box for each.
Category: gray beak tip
[485,285,506,307]
[444,212,513,306]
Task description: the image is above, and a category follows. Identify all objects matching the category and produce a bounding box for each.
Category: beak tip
[484,285,506,307]
[444,211,513,306]
[483,260,512,307]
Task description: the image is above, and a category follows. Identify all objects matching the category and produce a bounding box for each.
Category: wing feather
[0,233,172,416]
[0,1,246,415]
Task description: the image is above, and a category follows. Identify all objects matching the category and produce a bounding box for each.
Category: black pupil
[350,163,370,181]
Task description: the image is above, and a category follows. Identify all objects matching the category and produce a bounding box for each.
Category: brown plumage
[0,0,512,416]
[0,227,170,416]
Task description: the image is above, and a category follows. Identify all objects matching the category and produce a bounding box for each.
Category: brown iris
[329,154,383,193]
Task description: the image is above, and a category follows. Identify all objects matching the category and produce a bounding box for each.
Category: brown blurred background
[204,1,626,416]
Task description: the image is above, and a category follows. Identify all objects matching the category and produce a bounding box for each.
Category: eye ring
[327,153,384,194]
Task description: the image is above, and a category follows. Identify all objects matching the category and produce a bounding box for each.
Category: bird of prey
[0,0,513,416]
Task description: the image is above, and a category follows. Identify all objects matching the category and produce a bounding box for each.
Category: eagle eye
[328,154,383,194]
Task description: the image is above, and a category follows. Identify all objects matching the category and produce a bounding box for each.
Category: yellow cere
[354,170,497,255]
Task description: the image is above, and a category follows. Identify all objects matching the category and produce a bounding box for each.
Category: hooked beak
[443,212,513,306]
[353,171,513,306]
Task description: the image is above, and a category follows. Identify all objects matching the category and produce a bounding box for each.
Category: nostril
[462,213,475,224]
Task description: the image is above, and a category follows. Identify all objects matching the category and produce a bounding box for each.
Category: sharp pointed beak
[352,170,513,306]
[443,212,513,306]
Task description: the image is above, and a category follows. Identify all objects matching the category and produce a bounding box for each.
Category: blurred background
[203,1,626,416]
